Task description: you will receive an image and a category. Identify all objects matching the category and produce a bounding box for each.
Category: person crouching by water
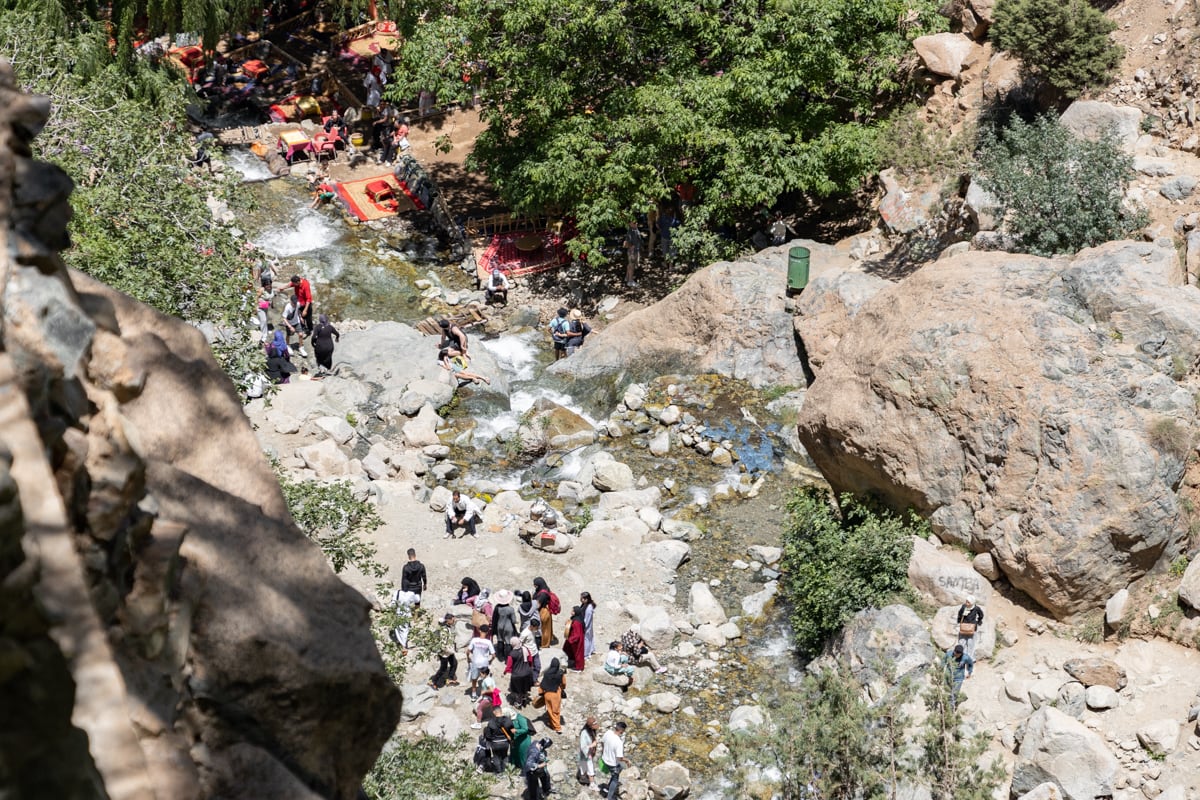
[485,265,510,306]
[439,348,491,386]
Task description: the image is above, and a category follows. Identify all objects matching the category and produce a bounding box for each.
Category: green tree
[364,734,489,800]
[1,9,265,387]
[921,657,1006,800]
[388,0,945,264]
[779,488,921,659]
[991,0,1122,98]
[975,114,1143,256]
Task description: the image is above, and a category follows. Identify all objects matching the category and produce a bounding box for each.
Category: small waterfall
[225,147,275,182]
[253,204,344,258]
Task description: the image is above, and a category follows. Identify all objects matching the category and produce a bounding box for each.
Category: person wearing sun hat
[491,588,518,662]
[956,594,984,659]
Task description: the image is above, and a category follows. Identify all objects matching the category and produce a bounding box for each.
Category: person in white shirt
[600,721,629,798]
[466,624,496,700]
[484,266,509,306]
[445,490,482,538]
[388,589,421,650]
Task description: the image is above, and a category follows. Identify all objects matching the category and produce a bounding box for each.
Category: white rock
[428,485,453,512]
[708,743,730,761]
[649,430,671,456]
[659,405,681,425]
[913,32,975,78]
[1028,678,1063,710]
[400,683,438,721]
[402,403,442,447]
[718,621,742,640]
[692,624,727,648]
[1012,707,1118,800]
[1059,100,1144,154]
[728,705,765,733]
[361,453,390,480]
[907,536,993,607]
[648,540,692,571]
[1106,588,1131,626]
[972,552,1001,581]
[746,545,782,565]
[1085,685,1120,711]
[638,506,663,530]
[314,415,356,444]
[591,459,637,492]
[741,582,778,619]
[273,415,301,434]
[1016,783,1065,800]
[295,439,350,477]
[688,582,728,626]
[1137,720,1180,756]
[647,692,682,713]
[662,518,702,541]
[647,760,690,800]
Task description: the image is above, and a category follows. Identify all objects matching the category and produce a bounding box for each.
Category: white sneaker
[299,347,309,358]
[655,667,667,674]
[470,722,482,729]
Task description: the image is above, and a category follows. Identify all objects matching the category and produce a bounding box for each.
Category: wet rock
[647,760,691,799]
[741,582,778,620]
[688,583,728,627]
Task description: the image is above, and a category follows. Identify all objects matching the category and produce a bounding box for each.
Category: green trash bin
[787,246,810,293]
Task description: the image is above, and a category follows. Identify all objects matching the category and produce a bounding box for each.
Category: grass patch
[1147,417,1193,461]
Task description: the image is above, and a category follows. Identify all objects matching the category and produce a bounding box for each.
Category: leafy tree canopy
[388,0,945,262]
[991,0,1122,98]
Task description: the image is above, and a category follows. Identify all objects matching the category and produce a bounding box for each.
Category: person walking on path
[624,221,642,287]
[534,657,567,733]
[288,274,314,333]
[282,298,309,358]
[580,591,597,659]
[517,591,538,631]
[400,548,427,604]
[491,589,519,662]
[310,314,339,375]
[507,637,536,708]
[532,577,555,647]
[943,644,974,709]
[467,624,496,700]
[523,737,553,800]
[621,625,667,674]
[577,717,600,790]
[429,613,460,689]
[600,721,630,798]
[564,606,586,671]
[445,490,482,538]
[956,595,984,659]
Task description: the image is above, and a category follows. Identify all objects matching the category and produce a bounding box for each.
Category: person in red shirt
[289,274,314,332]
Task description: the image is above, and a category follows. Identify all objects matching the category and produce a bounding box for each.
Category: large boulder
[827,605,932,694]
[511,397,596,457]
[797,242,1196,617]
[1012,707,1118,800]
[913,33,976,78]
[1059,100,1143,155]
[1137,719,1181,756]
[592,459,635,492]
[647,760,691,800]
[548,242,857,388]
[1179,557,1200,610]
[908,537,994,607]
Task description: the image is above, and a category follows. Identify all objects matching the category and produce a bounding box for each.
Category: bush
[780,488,921,659]
[975,114,1142,256]
[991,0,1122,98]
[364,734,489,800]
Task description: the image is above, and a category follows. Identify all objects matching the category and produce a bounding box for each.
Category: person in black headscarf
[310,313,340,375]
[454,577,481,606]
[535,658,566,732]
[532,577,555,647]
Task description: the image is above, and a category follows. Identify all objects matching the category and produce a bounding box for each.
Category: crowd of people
[247,253,341,393]
[388,556,656,799]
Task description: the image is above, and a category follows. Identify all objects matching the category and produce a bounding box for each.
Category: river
[229,149,812,797]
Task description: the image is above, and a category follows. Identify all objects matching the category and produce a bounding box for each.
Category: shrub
[991,0,1122,98]
[780,488,921,659]
[1147,417,1193,462]
[274,461,386,578]
[975,114,1143,256]
[364,734,489,800]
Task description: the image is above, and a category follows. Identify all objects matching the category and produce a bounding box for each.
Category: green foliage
[736,658,1002,800]
[389,0,946,265]
[991,0,1121,98]
[274,461,386,578]
[780,488,921,659]
[364,734,489,800]
[1170,555,1191,578]
[922,661,1006,800]
[0,9,265,388]
[975,115,1143,256]
[878,104,976,180]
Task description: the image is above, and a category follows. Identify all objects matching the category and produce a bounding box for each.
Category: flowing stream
[230,148,805,792]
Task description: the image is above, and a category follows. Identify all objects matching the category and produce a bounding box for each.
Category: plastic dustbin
[787,246,810,293]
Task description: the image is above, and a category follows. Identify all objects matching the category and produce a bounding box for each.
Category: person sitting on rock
[621,624,667,674]
[438,348,490,387]
[956,594,984,659]
[437,318,469,354]
[484,265,509,306]
[445,490,482,538]
[603,641,635,686]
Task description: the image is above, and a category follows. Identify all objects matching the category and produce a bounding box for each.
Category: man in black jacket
[401,548,428,604]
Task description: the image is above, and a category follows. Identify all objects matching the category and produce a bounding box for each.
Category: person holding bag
[956,595,984,659]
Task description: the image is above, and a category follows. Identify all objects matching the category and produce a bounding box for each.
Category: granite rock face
[0,63,400,800]
[797,242,1197,617]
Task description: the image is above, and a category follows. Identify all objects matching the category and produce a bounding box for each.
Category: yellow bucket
[350,132,365,147]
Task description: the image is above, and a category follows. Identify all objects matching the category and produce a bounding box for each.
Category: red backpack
[548,591,561,615]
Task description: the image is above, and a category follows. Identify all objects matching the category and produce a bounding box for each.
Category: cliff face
[0,62,400,799]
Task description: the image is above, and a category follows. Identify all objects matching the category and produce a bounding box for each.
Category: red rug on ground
[334,173,416,221]
[477,230,570,278]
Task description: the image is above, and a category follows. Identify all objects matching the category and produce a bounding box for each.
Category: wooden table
[515,233,543,254]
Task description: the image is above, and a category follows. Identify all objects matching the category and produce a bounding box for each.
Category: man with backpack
[548,307,570,360]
